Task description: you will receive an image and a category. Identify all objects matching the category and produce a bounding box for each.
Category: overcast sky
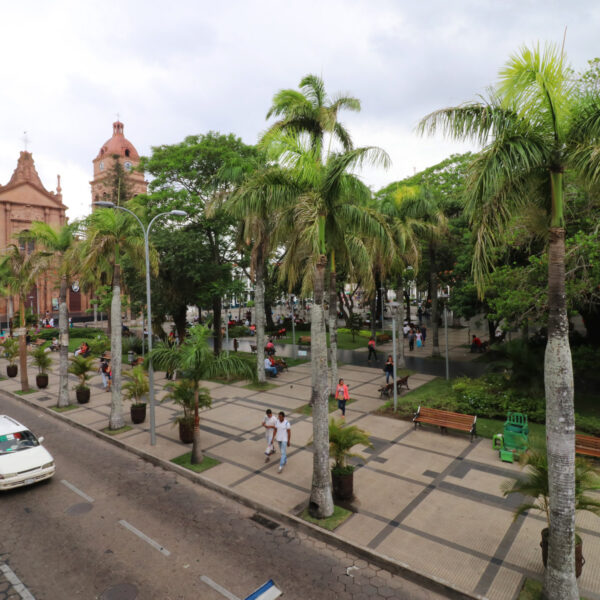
[1,0,598,220]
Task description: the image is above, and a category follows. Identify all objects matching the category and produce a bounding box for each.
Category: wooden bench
[397,375,410,392]
[299,336,311,344]
[413,406,477,441]
[576,434,600,458]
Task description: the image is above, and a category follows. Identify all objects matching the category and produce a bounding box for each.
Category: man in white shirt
[262,409,277,462]
[274,411,291,473]
[264,357,278,377]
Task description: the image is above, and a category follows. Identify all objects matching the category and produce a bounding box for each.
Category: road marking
[118,520,171,556]
[0,562,36,600]
[200,576,241,600]
[61,479,94,503]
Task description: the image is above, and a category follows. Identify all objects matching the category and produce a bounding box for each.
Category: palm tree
[418,43,600,599]
[0,243,50,391]
[27,222,79,407]
[79,208,144,429]
[270,134,390,518]
[150,325,255,463]
[223,165,295,383]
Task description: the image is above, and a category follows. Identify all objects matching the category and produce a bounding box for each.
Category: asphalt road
[0,393,446,600]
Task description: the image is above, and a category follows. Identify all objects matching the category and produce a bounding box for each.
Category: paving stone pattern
[3,346,600,600]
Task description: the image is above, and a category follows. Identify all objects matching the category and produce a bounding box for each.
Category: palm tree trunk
[109,264,124,429]
[57,276,69,407]
[191,385,203,464]
[328,266,338,393]
[544,226,577,600]
[370,295,377,339]
[429,243,441,357]
[18,298,29,392]
[213,297,222,355]
[396,282,406,369]
[309,254,334,519]
[255,247,266,383]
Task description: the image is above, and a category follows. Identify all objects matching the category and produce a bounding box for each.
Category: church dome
[94,121,140,161]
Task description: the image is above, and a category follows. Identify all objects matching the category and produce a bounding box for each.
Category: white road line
[118,520,171,556]
[60,479,94,503]
[199,576,241,600]
[0,562,36,600]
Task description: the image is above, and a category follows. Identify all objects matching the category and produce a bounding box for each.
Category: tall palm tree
[418,43,600,599]
[265,75,363,394]
[150,325,255,463]
[0,242,50,391]
[223,166,296,383]
[271,134,390,518]
[28,222,79,407]
[79,208,144,429]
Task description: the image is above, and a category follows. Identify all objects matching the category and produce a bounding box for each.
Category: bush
[575,414,600,436]
[228,326,250,337]
[38,327,105,340]
[122,336,144,355]
[88,335,110,357]
[452,375,545,422]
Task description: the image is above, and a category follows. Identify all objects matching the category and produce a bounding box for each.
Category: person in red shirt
[367,337,377,363]
[471,335,482,353]
[335,378,350,417]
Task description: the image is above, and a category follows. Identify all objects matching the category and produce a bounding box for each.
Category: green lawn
[171,452,220,473]
[273,328,391,350]
[243,381,279,392]
[101,425,133,436]
[51,404,80,412]
[300,505,352,531]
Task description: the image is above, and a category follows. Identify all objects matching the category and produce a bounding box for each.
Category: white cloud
[0,0,598,221]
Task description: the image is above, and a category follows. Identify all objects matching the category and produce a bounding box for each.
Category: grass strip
[171,452,220,473]
[14,389,37,395]
[102,425,133,436]
[51,404,80,412]
[300,505,352,531]
[297,395,357,416]
[517,578,588,600]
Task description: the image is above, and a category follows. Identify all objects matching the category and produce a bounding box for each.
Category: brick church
[0,121,146,324]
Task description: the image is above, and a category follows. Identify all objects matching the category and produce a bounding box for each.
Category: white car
[0,415,55,490]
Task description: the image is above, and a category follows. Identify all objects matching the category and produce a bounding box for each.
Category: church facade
[0,121,146,324]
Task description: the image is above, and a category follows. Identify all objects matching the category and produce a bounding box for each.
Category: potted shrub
[30,345,52,389]
[3,338,19,378]
[161,379,211,444]
[122,364,149,424]
[502,450,600,578]
[329,418,373,501]
[68,355,95,404]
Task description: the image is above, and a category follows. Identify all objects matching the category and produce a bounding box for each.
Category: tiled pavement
[2,357,599,600]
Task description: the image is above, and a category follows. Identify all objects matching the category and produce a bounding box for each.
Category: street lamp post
[94,201,187,446]
[439,293,450,381]
[290,294,296,358]
[380,286,385,333]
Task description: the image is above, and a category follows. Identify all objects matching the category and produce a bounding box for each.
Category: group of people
[402,322,426,351]
[261,409,291,473]
[263,339,287,377]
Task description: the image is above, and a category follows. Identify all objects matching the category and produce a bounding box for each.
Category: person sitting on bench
[75,342,90,357]
[264,356,278,377]
[470,335,483,353]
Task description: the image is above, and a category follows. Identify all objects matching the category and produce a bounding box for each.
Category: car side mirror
[38,436,44,443]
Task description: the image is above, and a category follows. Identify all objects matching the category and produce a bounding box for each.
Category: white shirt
[264,358,272,369]
[403,325,410,335]
[275,419,290,442]
[263,415,277,439]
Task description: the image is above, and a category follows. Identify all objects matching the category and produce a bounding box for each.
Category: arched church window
[125,149,130,157]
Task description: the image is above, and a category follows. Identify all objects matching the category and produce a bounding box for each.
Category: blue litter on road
[244,579,282,600]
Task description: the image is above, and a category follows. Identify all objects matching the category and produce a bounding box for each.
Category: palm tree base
[541,528,584,578]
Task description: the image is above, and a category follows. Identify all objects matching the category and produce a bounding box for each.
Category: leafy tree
[138,132,259,354]
[150,325,254,463]
[418,43,600,598]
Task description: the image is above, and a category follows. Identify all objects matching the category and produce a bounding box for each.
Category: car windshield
[0,430,39,454]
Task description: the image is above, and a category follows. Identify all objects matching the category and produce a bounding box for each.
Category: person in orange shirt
[335,378,350,417]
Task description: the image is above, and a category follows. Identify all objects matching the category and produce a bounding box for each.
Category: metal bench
[413,406,477,441]
[576,434,600,458]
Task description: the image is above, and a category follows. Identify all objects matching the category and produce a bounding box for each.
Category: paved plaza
[1,345,599,600]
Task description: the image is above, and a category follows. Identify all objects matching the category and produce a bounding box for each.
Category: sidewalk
[2,357,599,600]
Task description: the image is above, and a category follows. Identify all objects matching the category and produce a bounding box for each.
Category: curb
[5,389,486,600]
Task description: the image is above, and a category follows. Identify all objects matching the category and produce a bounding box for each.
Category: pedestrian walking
[367,337,377,362]
[408,328,415,351]
[335,378,350,417]
[416,329,423,348]
[275,411,291,473]
[421,324,427,346]
[417,305,423,325]
[99,357,110,390]
[262,409,277,462]
[384,355,394,383]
